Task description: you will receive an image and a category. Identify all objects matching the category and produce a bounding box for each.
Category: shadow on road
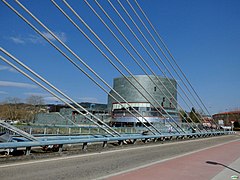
[206,161,240,174]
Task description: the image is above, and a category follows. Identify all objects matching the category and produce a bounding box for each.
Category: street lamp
[231,121,234,131]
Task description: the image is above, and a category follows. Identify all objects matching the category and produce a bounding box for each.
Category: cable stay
[2,0,161,135]
[0,50,120,137]
[106,0,205,132]
[86,0,205,132]
[0,0,222,139]
[54,0,184,133]
[134,0,219,128]
[1,1,163,136]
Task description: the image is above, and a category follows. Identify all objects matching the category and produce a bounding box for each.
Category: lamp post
[231,121,234,131]
[225,109,229,127]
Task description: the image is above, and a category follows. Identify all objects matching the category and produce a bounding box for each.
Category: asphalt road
[0,135,239,180]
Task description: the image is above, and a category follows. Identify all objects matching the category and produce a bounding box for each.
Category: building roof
[213,110,240,116]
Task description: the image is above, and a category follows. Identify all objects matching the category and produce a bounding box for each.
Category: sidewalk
[212,156,240,180]
[106,138,240,180]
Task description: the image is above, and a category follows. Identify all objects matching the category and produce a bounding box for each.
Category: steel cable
[85,0,200,132]
[134,0,219,128]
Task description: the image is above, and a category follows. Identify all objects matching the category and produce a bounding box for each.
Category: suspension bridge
[0,0,234,155]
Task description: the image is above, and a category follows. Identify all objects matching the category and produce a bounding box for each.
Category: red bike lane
[106,139,240,180]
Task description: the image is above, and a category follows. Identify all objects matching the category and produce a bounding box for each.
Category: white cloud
[0,65,10,71]
[0,65,17,73]
[44,96,59,102]
[27,34,43,44]
[0,81,38,89]
[9,36,25,44]
[0,91,8,95]
[42,32,67,42]
[9,31,67,44]
[78,97,99,103]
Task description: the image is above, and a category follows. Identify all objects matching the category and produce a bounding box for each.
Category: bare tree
[0,103,9,120]
[0,96,46,122]
[26,95,44,106]
[4,97,22,120]
[26,95,45,121]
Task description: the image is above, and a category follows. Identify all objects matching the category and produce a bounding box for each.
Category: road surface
[0,134,239,180]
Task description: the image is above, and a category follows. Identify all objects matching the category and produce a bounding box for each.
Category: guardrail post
[29,128,32,134]
[128,139,137,144]
[118,140,123,146]
[82,142,88,151]
[58,144,63,153]
[25,147,31,155]
[44,128,47,135]
[68,128,71,135]
[102,141,107,148]
[142,138,149,143]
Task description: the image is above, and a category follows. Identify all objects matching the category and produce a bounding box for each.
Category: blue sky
[0,0,239,115]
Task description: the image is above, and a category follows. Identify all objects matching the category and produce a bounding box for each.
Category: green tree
[179,109,188,123]
[189,107,201,123]
[234,121,240,128]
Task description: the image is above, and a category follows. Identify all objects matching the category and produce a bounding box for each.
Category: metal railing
[0,121,234,155]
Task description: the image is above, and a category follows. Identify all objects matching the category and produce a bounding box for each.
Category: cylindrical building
[108,75,178,126]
